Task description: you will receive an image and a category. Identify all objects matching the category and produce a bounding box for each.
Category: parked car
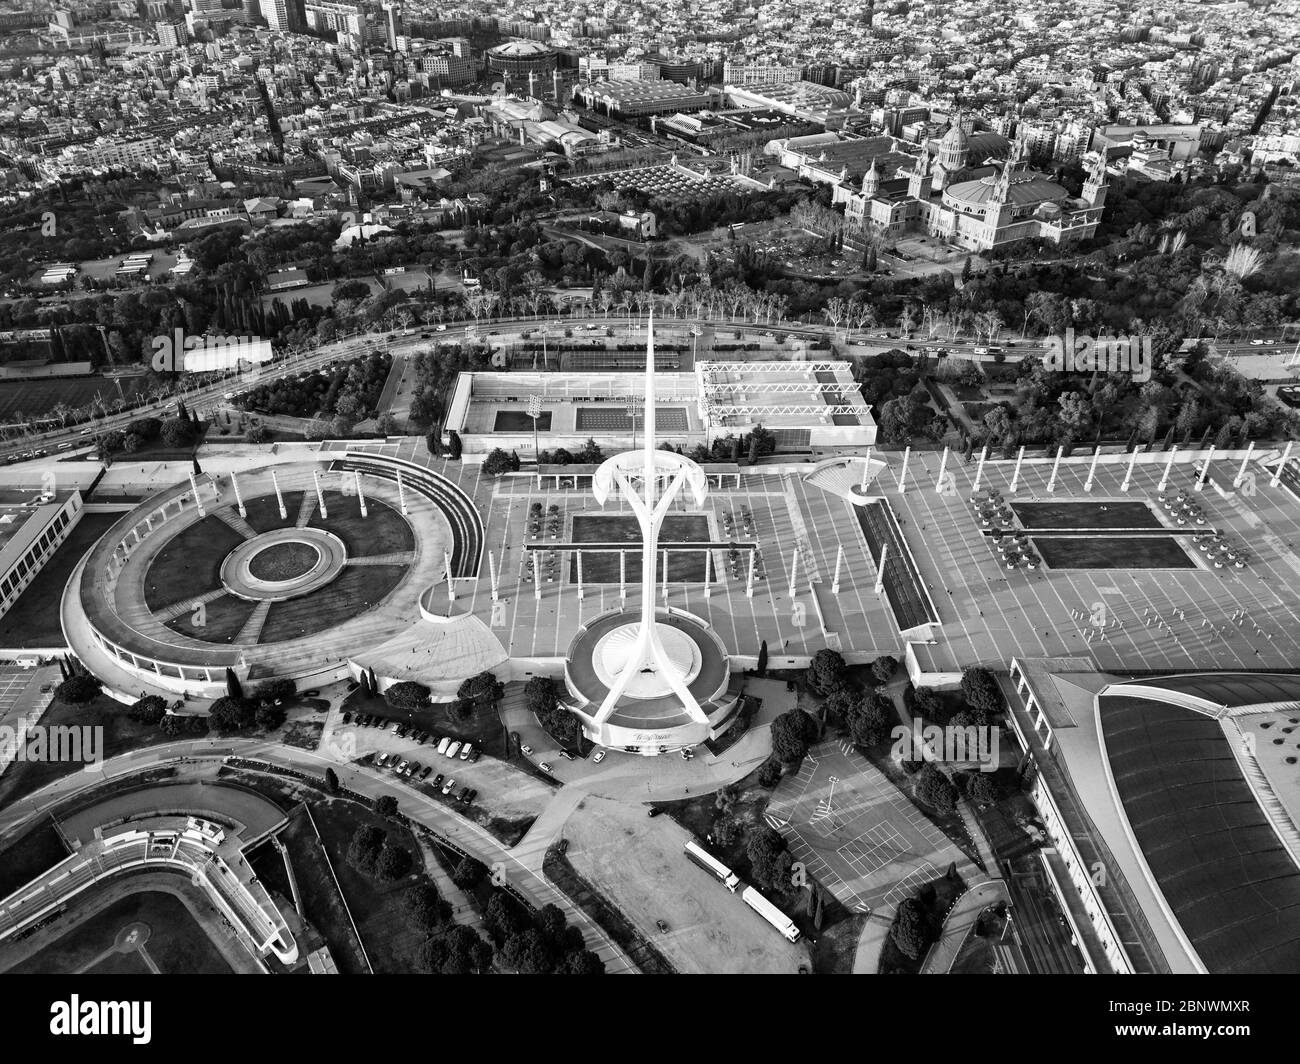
[647,807,662,817]
[461,788,476,804]
[432,773,444,789]
[592,749,606,764]
[446,741,461,759]
[375,753,390,767]
[419,765,433,780]
[396,759,409,774]
[466,748,481,763]
[520,743,534,755]
[437,737,451,755]
[457,785,472,802]
[559,750,575,761]
[459,742,474,761]
[539,762,552,773]
[342,712,352,724]
[404,762,419,777]
[441,777,456,795]
[656,920,669,934]
[416,731,429,745]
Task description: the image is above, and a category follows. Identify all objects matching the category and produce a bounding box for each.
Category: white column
[897,446,911,494]
[231,471,246,518]
[1084,447,1100,492]
[1047,446,1063,493]
[396,469,408,515]
[831,544,843,595]
[1195,446,1214,492]
[935,445,950,494]
[746,550,755,598]
[874,543,888,594]
[576,549,584,600]
[188,472,206,517]
[488,550,498,602]
[1234,441,1255,488]
[314,469,328,519]
[1009,445,1025,493]
[271,469,286,520]
[445,549,455,602]
[355,470,368,517]
[209,475,220,502]
[1159,446,1178,492]
[661,548,669,602]
[860,448,872,492]
[972,446,988,493]
[534,555,542,601]
[703,549,711,598]
[1272,441,1293,487]
[619,549,626,602]
[1121,447,1138,492]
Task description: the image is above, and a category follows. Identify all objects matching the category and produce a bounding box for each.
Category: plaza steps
[213,507,258,540]
[155,588,227,624]
[294,491,317,528]
[235,600,273,645]
[347,552,416,567]
[804,456,885,502]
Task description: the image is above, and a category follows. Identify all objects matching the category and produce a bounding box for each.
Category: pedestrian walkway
[920,879,1010,973]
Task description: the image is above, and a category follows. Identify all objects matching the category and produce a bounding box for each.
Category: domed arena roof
[488,39,555,57]
[944,170,1069,208]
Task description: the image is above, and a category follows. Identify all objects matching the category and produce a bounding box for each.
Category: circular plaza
[62,456,486,699]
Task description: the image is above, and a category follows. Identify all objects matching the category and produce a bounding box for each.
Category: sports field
[0,377,148,423]
[495,410,551,431]
[7,886,234,974]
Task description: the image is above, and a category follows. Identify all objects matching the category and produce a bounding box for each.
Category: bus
[742,885,801,942]
[683,840,741,892]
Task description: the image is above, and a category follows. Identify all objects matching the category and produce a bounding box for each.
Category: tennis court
[576,406,689,433]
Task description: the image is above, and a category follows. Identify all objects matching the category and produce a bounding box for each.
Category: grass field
[567,513,709,583]
[243,491,304,534]
[309,492,414,557]
[163,592,258,644]
[0,377,149,423]
[249,541,319,580]
[9,883,234,974]
[1010,501,1162,530]
[0,819,71,899]
[1032,535,1197,569]
[259,564,405,643]
[0,512,117,648]
[143,515,245,612]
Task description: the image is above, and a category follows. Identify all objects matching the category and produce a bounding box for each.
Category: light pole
[528,393,542,461]
[626,394,642,453]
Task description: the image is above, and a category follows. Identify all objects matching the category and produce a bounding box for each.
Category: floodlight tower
[590,313,711,729]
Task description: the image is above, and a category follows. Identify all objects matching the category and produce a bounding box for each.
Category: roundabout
[219,529,347,602]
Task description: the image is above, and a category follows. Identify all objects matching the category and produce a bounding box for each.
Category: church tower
[908,144,931,198]
[861,156,881,198]
[1083,153,1109,209]
[932,117,971,191]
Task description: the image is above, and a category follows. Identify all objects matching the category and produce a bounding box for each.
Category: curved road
[0,737,637,975]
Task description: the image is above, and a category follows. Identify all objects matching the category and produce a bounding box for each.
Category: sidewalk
[920,879,1010,974]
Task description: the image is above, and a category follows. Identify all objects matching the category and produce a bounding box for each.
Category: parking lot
[767,740,973,916]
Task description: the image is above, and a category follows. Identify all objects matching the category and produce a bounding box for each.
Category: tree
[128,694,167,724]
[756,639,768,677]
[452,855,486,890]
[757,757,782,787]
[846,693,893,747]
[385,680,431,711]
[50,669,98,703]
[501,927,555,974]
[447,429,462,460]
[965,772,1000,807]
[807,648,848,693]
[160,417,195,448]
[347,825,386,875]
[960,667,1003,716]
[562,949,605,975]
[404,881,452,934]
[374,794,399,819]
[209,695,254,733]
[324,767,340,794]
[246,424,269,444]
[914,763,957,814]
[770,707,817,764]
[253,678,296,704]
[890,896,929,960]
[871,655,898,683]
[375,844,414,881]
[482,447,513,477]
[457,671,504,706]
[225,667,243,701]
[255,701,286,730]
[746,825,794,892]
